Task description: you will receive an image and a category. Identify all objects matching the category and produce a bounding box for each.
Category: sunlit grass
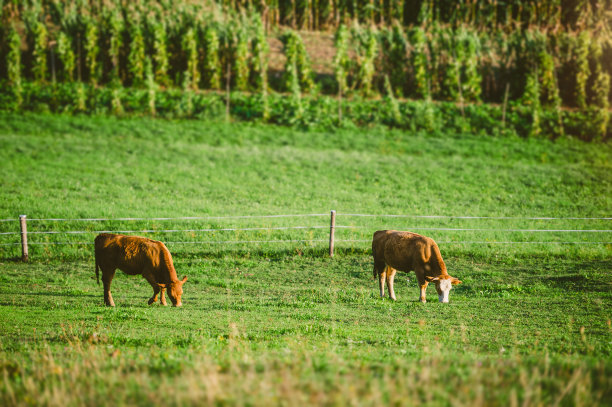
[0,113,610,405]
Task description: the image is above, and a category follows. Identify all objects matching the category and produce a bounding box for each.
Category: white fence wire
[0,212,610,255]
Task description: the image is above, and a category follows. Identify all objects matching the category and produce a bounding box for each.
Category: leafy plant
[251,17,269,91]
[381,23,407,97]
[105,9,124,84]
[6,26,23,107]
[182,27,199,89]
[574,31,590,109]
[203,25,221,90]
[145,57,156,116]
[521,70,542,138]
[232,24,250,91]
[459,29,481,102]
[410,27,429,99]
[56,31,75,82]
[29,20,48,83]
[152,20,170,86]
[354,25,378,97]
[333,24,350,97]
[383,75,402,126]
[282,30,314,94]
[84,19,100,85]
[251,18,269,120]
[128,19,146,86]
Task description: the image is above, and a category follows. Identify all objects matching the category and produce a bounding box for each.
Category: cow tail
[95,258,100,285]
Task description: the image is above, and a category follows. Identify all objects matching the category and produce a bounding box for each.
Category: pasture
[0,112,611,406]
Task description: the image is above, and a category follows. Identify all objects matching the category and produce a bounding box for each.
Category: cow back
[372,230,445,274]
[95,233,169,276]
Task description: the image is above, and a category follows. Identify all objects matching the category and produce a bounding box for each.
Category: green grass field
[0,112,611,406]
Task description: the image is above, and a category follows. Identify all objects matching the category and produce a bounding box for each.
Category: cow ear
[451,278,462,285]
[425,276,439,282]
[181,276,188,284]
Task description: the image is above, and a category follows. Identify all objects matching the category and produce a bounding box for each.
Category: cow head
[159,276,188,307]
[426,275,462,303]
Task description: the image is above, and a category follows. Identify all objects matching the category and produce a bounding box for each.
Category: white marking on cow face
[436,279,452,303]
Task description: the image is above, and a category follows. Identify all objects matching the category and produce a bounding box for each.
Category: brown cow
[94,233,188,307]
[372,230,461,303]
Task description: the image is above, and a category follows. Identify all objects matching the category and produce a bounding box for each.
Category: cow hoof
[148,298,157,305]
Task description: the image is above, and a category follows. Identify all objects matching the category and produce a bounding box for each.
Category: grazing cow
[372,230,461,303]
[94,233,188,307]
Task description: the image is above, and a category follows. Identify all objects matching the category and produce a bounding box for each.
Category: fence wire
[0,212,610,250]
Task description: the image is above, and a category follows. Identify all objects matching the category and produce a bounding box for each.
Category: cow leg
[386,266,397,301]
[415,268,428,303]
[102,268,116,307]
[159,286,167,306]
[143,272,163,305]
[378,268,387,298]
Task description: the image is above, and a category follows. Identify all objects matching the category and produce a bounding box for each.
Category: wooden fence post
[329,210,336,257]
[19,215,28,262]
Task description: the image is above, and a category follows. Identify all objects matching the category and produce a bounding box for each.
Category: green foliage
[251,18,269,120]
[2,80,602,140]
[587,39,610,140]
[442,58,461,102]
[182,27,199,89]
[538,49,563,137]
[29,21,48,83]
[202,26,221,90]
[590,71,610,140]
[232,25,250,91]
[574,31,590,109]
[333,24,350,96]
[180,71,194,117]
[128,21,146,86]
[145,57,156,116]
[111,86,124,116]
[1,2,610,112]
[381,23,407,97]
[521,70,542,138]
[152,20,170,86]
[383,74,402,126]
[105,9,124,83]
[251,18,269,90]
[84,19,100,85]
[538,50,560,107]
[353,25,378,97]
[6,26,22,107]
[56,31,75,82]
[75,82,87,112]
[409,27,429,99]
[282,30,314,94]
[458,29,481,102]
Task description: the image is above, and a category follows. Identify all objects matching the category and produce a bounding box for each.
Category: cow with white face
[372,230,461,303]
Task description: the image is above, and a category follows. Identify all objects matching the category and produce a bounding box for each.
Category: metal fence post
[19,215,28,261]
[329,210,336,257]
